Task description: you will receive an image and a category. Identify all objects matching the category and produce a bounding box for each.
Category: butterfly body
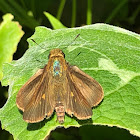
[48,51,68,123]
[16,48,104,124]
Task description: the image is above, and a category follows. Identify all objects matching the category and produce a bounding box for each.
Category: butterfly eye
[48,53,50,59]
[62,51,65,58]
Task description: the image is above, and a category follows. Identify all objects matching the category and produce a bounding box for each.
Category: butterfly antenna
[68,33,80,47]
[31,39,46,50]
[31,39,49,64]
[74,33,80,41]
[73,52,82,60]
[76,52,81,57]
[63,33,80,50]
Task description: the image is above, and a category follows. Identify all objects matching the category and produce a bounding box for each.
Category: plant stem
[105,0,127,23]
[86,0,92,25]
[71,0,76,27]
[57,0,66,20]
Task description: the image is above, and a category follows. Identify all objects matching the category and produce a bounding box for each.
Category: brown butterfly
[16,48,104,124]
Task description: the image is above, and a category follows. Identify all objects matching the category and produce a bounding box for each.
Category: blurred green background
[0,0,140,139]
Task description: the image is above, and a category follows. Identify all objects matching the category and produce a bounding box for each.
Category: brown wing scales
[16,67,55,123]
[65,65,104,120]
[65,71,92,120]
[70,66,104,107]
[16,69,44,111]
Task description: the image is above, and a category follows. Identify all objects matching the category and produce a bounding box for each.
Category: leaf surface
[0,24,140,139]
[0,13,24,80]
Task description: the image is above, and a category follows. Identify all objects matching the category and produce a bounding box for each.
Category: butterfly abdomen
[55,102,65,124]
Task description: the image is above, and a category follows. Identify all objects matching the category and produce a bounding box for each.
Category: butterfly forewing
[16,66,55,123]
[16,69,44,111]
[65,71,93,119]
[69,65,104,107]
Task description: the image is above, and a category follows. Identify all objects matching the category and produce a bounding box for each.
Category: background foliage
[0,0,140,140]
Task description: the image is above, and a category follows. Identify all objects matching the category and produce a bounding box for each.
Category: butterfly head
[48,48,65,59]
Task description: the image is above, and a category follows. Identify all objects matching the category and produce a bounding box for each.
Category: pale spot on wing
[71,92,74,97]
[42,94,45,100]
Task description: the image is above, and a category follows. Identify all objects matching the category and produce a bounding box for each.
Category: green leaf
[44,12,66,29]
[0,24,140,139]
[0,1,40,30]
[0,13,24,80]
